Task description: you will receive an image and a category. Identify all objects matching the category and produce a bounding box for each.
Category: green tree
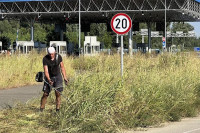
[171,22,197,48]
[0,20,19,43]
[65,24,84,48]
[172,22,194,33]
[100,32,112,48]
[34,23,47,43]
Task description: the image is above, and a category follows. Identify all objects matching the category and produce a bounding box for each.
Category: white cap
[48,47,55,54]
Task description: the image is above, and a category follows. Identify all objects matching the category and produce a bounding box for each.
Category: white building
[0,41,2,52]
[16,41,34,54]
[84,36,100,55]
[50,41,67,55]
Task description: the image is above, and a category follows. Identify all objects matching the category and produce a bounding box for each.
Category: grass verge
[0,53,200,132]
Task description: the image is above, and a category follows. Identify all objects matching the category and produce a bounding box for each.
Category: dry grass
[0,53,74,89]
[1,53,200,132]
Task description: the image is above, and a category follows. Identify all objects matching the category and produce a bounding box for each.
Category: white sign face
[111,13,132,35]
[176,31,183,34]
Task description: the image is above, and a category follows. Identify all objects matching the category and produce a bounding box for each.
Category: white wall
[84,36,100,55]
[16,41,34,54]
[84,36,100,47]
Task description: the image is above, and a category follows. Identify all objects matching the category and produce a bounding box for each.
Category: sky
[188,22,200,38]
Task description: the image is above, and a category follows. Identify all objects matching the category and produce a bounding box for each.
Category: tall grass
[1,53,200,132]
[0,52,74,89]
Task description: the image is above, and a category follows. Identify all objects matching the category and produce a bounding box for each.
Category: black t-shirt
[43,54,62,77]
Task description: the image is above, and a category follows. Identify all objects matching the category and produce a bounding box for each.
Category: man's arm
[60,61,68,82]
[44,65,53,85]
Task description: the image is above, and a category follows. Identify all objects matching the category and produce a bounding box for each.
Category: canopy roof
[0,0,64,2]
[0,0,200,23]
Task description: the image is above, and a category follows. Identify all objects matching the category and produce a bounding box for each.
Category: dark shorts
[43,74,63,94]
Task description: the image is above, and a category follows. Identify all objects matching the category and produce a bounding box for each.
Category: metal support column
[83,32,87,54]
[79,0,81,56]
[116,34,119,44]
[128,28,133,56]
[26,46,27,54]
[142,35,144,43]
[148,22,151,52]
[165,0,167,51]
[31,19,34,41]
[23,46,25,54]
[60,28,64,41]
[116,34,119,54]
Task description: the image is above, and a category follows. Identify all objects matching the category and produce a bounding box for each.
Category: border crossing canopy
[0,0,64,2]
[0,0,200,23]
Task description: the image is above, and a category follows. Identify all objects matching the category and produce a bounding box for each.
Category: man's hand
[48,80,54,86]
[64,78,69,85]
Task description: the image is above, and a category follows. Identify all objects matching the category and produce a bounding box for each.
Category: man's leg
[40,82,50,111]
[55,90,61,111]
[53,74,63,112]
[40,92,49,111]
[54,74,63,111]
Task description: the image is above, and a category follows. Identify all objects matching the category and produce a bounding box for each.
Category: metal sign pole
[79,0,81,57]
[16,29,19,41]
[121,35,123,77]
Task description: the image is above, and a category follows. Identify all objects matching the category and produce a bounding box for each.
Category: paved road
[125,116,200,133]
[1,85,200,133]
[0,84,42,109]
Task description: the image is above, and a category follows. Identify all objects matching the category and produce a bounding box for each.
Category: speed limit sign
[162,37,165,42]
[111,13,132,77]
[111,13,132,35]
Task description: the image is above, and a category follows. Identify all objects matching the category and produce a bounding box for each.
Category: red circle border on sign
[111,13,132,35]
[162,37,165,42]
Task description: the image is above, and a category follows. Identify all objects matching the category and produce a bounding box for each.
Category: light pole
[165,0,167,51]
[79,0,81,57]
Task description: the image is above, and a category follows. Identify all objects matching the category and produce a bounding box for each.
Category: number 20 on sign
[111,13,132,35]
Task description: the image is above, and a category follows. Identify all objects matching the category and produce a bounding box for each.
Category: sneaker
[40,108,44,112]
[56,109,60,112]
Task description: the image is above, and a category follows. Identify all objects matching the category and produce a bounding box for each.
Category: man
[40,47,68,112]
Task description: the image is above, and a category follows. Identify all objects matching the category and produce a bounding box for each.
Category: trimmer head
[35,72,44,82]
